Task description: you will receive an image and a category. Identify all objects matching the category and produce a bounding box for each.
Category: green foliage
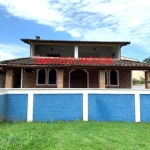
[132,77,145,85]
[143,57,150,63]
[1,121,150,149]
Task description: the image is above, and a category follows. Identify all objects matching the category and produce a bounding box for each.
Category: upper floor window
[48,69,57,85]
[109,70,119,86]
[37,69,46,85]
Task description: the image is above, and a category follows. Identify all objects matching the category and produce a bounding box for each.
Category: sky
[0,0,150,62]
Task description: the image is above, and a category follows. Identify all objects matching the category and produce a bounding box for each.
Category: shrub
[132,77,145,85]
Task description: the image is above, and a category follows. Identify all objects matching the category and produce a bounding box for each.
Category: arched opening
[70,70,88,88]
[110,70,118,85]
[48,69,57,85]
[37,69,46,85]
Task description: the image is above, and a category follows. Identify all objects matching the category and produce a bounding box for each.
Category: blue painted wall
[88,94,135,122]
[0,94,6,122]
[140,94,150,122]
[6,94,28,122]
[33,94,83,121]
[3,92,150,122]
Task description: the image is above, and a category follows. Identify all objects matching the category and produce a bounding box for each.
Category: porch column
[145,71,150,89]
[21,68,23,88]
[74,46,78,58]
[98,70,105,88]
[57,69,64,88]
[5,69,14,88]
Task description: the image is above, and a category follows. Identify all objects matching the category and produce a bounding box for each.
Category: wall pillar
[98,70,105,88]
[145,71,150,89]
[5,69,14,88]
[57,69,64,88]
[74,46,78,58]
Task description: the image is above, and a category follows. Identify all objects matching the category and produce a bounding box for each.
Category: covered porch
[3,67,150,89]
[1,57,150,89]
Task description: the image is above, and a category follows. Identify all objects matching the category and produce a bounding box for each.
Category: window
[105,71,108,86]
[110,70,119,86]
[37,69,46,85]
[36,69,57,86]
[47,54,60,57]
[48,69,57,85]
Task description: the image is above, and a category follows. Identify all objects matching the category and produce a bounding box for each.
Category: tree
[143,57,150,63]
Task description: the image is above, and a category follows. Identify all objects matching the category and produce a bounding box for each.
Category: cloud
[0,43,29,61]
[0,50,16,61]
[0,0,150,52]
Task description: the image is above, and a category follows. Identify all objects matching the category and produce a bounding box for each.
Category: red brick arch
[70,69,88,88]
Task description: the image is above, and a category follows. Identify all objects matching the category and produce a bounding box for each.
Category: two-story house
[0,36,150,89]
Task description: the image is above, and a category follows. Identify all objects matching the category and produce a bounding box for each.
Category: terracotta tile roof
[0,58,34,65]
[21,39,130,46]
[0,57,150,69]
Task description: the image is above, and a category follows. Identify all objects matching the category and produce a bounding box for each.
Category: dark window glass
[105,71,107,85]
[38,69,46,84]
[110,70,118,85]
[49,69,56,84]
[47,54,60,57]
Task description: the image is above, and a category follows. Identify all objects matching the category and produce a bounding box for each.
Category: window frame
[109,70,119,86]
[47,69,57,86]
[36,69,47,85]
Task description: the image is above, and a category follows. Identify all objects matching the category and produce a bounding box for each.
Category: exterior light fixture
[112,53,115,57]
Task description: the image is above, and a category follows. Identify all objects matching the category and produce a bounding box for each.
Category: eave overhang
[21,39,130,46]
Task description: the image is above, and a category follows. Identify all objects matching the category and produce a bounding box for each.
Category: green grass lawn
[0,121,150,150]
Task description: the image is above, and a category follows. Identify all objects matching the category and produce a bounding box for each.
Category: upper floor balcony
[21,36,130,60]
[31,45,121,59]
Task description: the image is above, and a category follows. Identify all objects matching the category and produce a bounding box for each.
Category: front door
[70,70,87,88]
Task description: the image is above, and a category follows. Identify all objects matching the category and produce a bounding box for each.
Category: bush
[132,77,145,85]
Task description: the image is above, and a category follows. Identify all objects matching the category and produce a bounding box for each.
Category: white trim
[0,90,7,95]
[27,92,34,122]
[131,70,132,89]
[30,43,32,57]
[5,88,150,94]
[135,93,141,122]
[74,46,78,58]
[119,46,121,59]
[30,42,35,57]
[47,69,57,86]
[109,70,119,86]
[69,69,89,88]
[36,69,47,85]
[83,92,88,121]
[21,69,23,88]
[69,69,74,88]
[83,69,89,88]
